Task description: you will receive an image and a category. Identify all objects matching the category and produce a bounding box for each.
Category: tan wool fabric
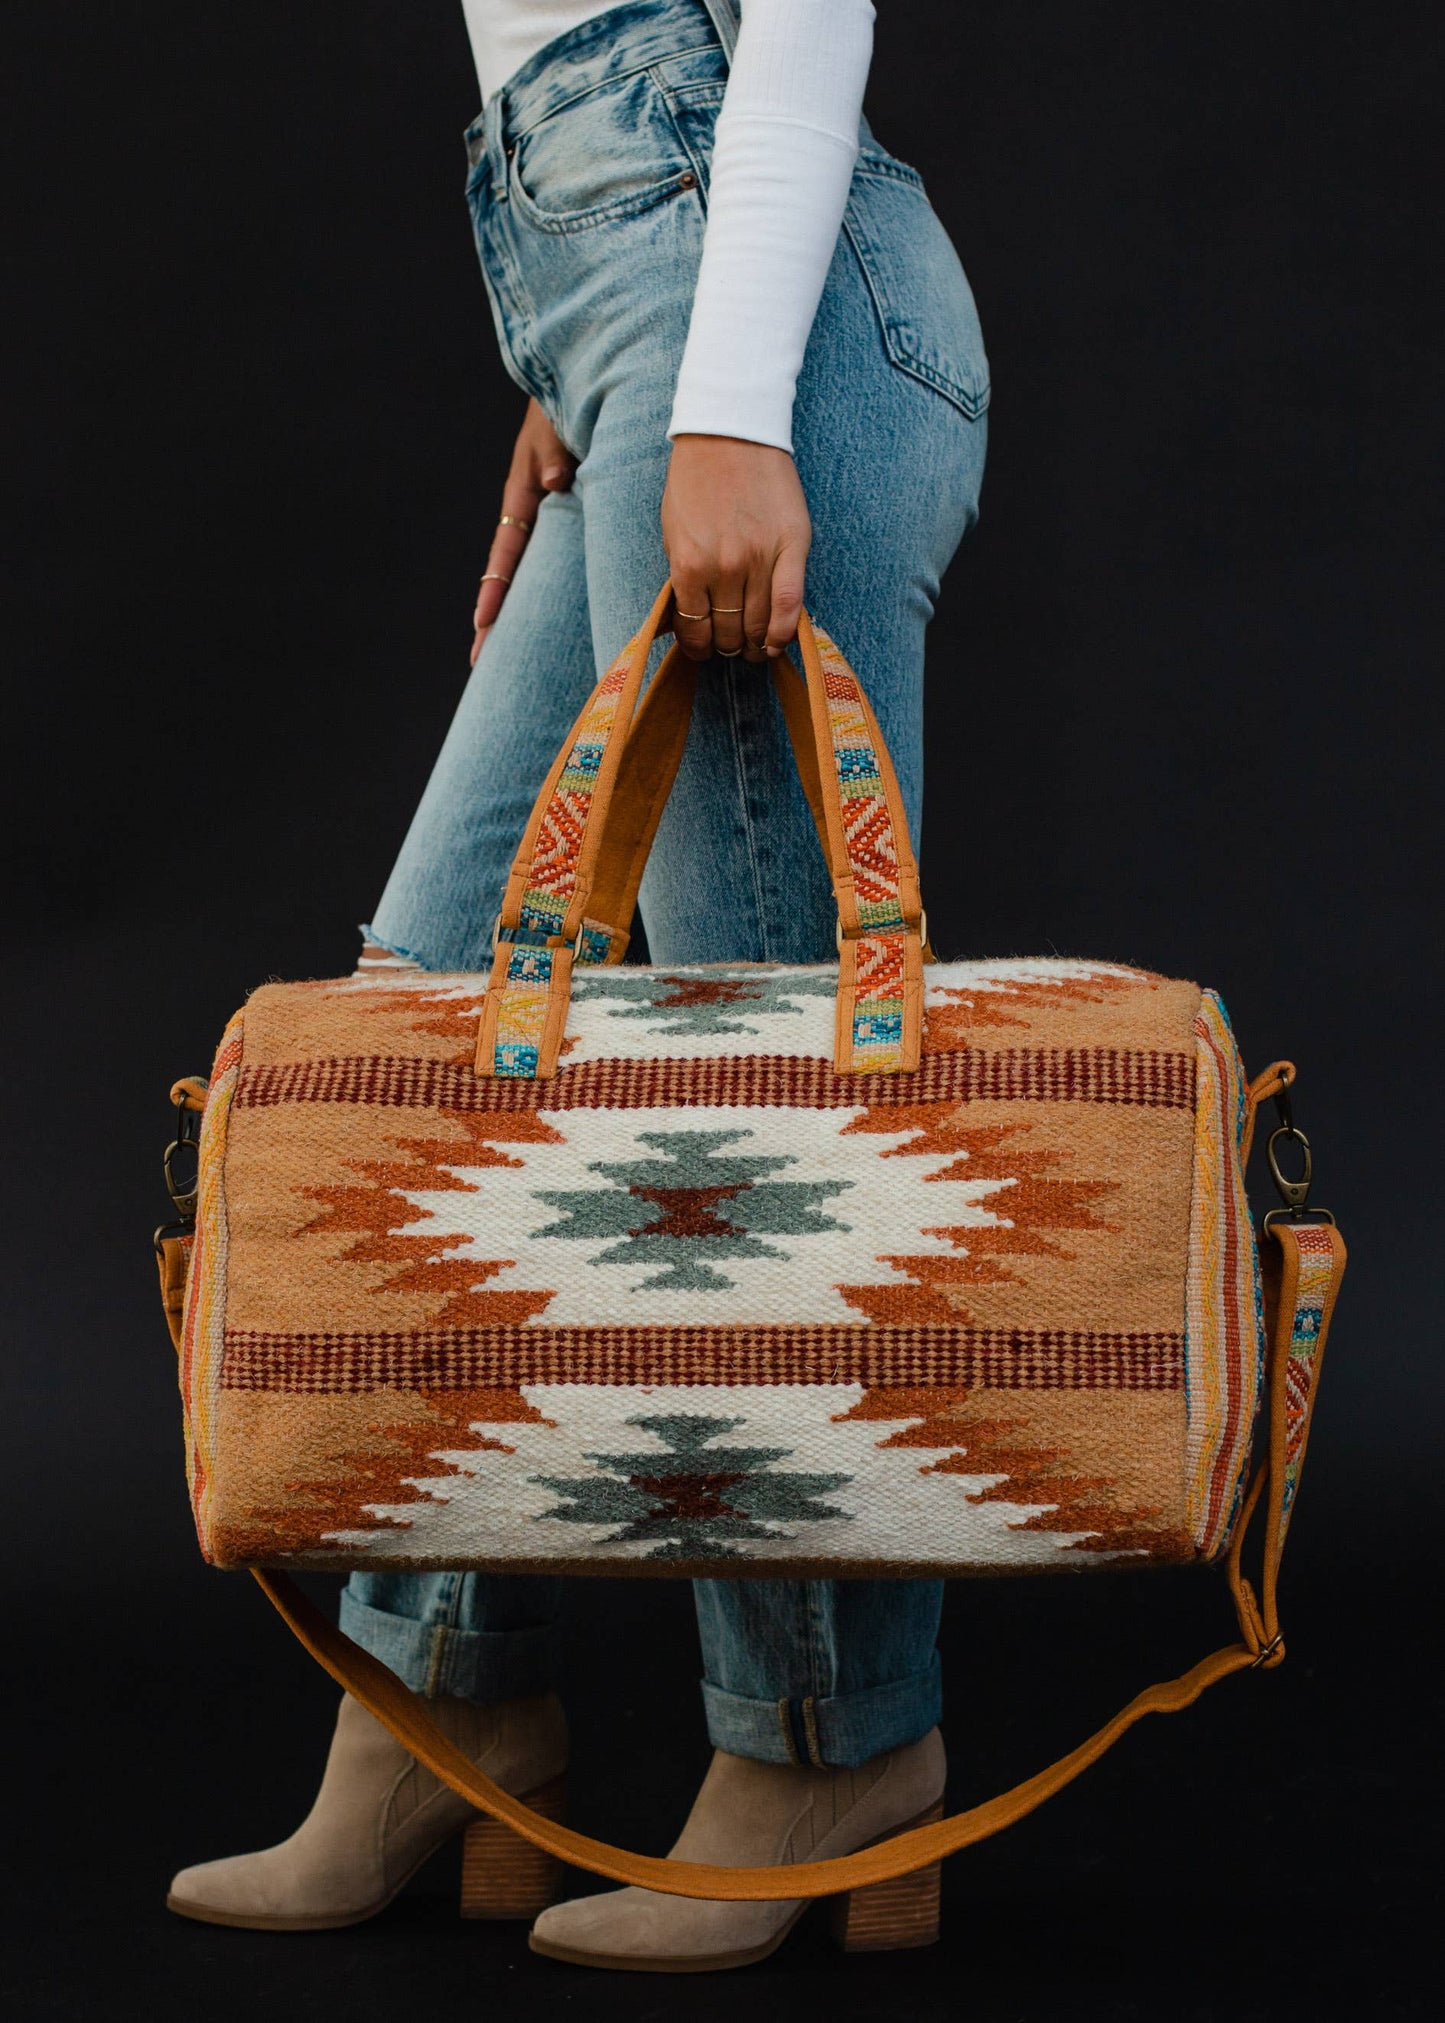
[180,959,1259,1576]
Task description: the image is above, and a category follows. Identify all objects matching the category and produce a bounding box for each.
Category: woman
[168,0,987,1971]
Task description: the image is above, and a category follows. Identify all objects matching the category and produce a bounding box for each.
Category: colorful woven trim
[812,628,907,934]
[516,639,633,939]
[488,944,563,1078]
[576,922,616,966]
[850,929,909,1068]
[180,1013,243,1556]
[1279,1222,1337,1536]
[811,629,919,1073]
[1184,991,1264,1557]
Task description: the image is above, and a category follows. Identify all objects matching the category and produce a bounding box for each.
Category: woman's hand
[470,399,577,666]
[661,435,811,663]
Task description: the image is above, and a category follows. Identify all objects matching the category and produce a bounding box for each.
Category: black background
[4,4,1441,2018]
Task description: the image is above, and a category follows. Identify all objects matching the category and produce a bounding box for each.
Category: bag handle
[472,588,927,1080]
[240,1214,1343,1900]
[573,652,849,968]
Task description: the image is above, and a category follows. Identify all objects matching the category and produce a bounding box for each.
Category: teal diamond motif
[530,1127,851,1290]
[532,1413,853,1561]
[570,968,834,1037]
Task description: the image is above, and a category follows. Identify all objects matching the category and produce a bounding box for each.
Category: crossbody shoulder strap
[248,1213,1344,1901]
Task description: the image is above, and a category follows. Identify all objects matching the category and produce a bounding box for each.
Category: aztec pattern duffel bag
[156,587,1344,1896]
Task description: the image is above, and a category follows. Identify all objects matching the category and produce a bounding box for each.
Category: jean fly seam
[475,167,564,428]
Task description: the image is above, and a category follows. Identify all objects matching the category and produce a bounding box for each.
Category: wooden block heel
[829,1800,944,1953]
[458,1774,567,1920]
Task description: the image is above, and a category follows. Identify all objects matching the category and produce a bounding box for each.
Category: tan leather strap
[255,1569,1256,1899]
[248,1215,1344,1900]
[156,1234,192,1353]
[581,652,834,952]
[581,652,699,956]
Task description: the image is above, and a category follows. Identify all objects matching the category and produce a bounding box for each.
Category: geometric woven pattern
[179,956,1266,1576]
[811,627,912,1069]
[518,638,632,941]
[1279,1221,1337,1535]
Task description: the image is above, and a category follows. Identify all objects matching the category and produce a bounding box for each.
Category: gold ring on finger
[710,605,744,614]
[481,571,513,586]
[498,516,532,533]
[675,609,710,622]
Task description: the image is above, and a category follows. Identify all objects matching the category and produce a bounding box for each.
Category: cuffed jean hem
[699,1652,943,1769]
[338,1591,557,1702]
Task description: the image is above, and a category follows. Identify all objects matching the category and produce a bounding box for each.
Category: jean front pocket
[509,67,701,233]
[844,153,990,422]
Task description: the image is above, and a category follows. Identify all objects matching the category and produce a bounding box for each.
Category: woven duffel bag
[156,584,1345,1899]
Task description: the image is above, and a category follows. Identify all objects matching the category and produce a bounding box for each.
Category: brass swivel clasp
[154,1088,203,1252]
[1262,1066,1336,1231]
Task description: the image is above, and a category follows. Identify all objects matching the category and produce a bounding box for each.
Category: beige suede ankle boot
[529,1728,945,1972]
[167,1690,567,1930]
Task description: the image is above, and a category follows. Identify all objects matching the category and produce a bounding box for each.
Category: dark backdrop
[4,4,1440,2019]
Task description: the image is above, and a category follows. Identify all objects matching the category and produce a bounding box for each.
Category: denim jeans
[346,0,988,1769]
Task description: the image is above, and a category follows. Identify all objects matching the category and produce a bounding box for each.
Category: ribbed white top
[460,1,876,451]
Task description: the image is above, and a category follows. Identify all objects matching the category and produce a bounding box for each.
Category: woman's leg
[340,487,600,1696]
[574,205,984,1772]
[339,1571,560,1703]
[166,484,595,1931]
[693,1578,944,1768]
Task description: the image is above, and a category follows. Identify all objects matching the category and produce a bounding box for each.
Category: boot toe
[530,1885,793,1969]
[167,1854,280,1925]
[166,1849,372,1929]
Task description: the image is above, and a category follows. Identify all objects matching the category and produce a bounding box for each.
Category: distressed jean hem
[699,1652,942,1768]
[338,1591,557,1702]
[357,921,436,971]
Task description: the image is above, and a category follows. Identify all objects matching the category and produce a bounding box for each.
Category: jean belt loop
[486,88,511,200]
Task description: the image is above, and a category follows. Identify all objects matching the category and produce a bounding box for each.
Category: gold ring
[497,515,532,533]
[675,609,710,622]
[480,571,512,586]
[710,606,744,614]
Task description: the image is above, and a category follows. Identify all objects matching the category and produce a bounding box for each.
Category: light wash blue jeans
[346,0,988,1769]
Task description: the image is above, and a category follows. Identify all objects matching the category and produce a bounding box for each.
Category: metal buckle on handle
[492,914,574,956]
[835,910,927,952]
[1261,1068,1336,1230]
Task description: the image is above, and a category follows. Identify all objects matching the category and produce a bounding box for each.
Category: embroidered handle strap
[247,1216,1344,1901]
[581,615,927,1070]
[474,590,925,1079]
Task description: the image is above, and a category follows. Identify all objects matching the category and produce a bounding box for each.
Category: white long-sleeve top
[460,1,875,451]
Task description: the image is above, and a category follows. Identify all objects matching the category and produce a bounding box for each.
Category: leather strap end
[156,1235,192,1354]
[474,940,573,1080]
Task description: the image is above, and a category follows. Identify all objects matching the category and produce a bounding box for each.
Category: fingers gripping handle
[474,588,927,1078]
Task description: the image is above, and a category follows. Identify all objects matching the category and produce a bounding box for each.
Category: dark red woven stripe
[234,1048,1194,1113]
[221,1324,1183,1394]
